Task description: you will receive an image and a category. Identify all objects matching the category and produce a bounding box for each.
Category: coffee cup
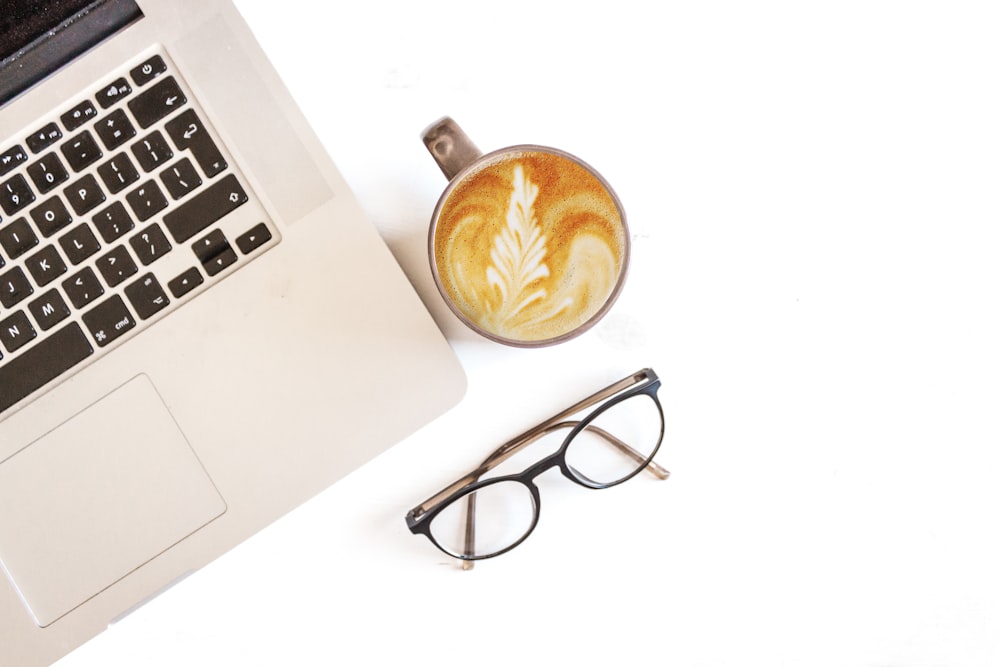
[423,117,630,347]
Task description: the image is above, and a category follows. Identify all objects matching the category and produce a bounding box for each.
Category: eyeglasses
[405,368,668,567]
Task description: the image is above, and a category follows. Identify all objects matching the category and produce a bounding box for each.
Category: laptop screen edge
[0,0,143,107]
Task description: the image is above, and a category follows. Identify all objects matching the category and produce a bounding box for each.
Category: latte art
[433,150,626,343]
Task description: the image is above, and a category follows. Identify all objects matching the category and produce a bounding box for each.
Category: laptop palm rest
[0,374,226,628]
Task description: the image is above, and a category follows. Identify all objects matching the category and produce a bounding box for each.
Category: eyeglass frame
[405,368,668,564]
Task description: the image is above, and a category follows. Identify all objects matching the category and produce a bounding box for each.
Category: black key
[24,245,67,287]
[81,295,135,348]
[63,266,104,309]
[94,109,136,150]
[236,222,273,255]
[130,55,167,86]
[95,245,138,287]
[163,174,247,243]
[125,273,169,320]
[125,180,167,222]
[204,246,237,277]
[60,100,98,132]
[131,131,173,172]
[60,131,103,172]
[92,201,135,243]
[0,145,29,176]
[28,289,70,331]
[29,196,73,237]
[26,152,70,194]
[0,310,36,354]
[128,76,186,129]
[26,123,62,154]
[64,174,106,215]
[168,267,203,298]
[0,266,33,308]
[192,229,237,277]
[97,153,140,194]
[0,322,93,413]
[0,217,39,259]
[58,224,101,264]
[95,77,133,109]
[160,157,202,199]
[165,109,227,178]
[129,223,171,266]
[1,174,35,215]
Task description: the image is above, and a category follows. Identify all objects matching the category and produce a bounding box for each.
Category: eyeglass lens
[429,479,536,559]
[565,392,662,487]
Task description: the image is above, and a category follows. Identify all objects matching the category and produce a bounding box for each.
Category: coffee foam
[433,150,626,342]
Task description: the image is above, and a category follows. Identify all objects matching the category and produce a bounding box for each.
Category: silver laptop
[0,0,466,663]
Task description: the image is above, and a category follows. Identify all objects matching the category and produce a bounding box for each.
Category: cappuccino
[432,149,627,344]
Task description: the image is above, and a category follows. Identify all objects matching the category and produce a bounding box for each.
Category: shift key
[163,174,248,243]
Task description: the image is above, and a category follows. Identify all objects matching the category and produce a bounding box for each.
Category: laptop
[0,0,466,663]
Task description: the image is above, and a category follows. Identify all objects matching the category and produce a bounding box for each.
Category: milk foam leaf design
[485,165,550,323]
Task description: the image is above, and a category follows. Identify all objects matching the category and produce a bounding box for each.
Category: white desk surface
[60,1,1000,665]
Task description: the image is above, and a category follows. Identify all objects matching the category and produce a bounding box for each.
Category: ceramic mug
[423,117,630,347]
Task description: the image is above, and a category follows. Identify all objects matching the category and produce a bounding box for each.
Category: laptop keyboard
[0,51,278,415]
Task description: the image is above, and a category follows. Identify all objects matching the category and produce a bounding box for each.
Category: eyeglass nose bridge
[522,448,604,491]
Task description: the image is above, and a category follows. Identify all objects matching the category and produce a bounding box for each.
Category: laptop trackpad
[0,375,226,627]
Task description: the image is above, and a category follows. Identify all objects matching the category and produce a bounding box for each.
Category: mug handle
[421,117,483,181]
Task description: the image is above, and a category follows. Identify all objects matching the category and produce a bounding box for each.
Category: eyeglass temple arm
[414,416,668,520]
[479,421,669,480]
[410,369,664,518]
[462,492,477,569]
[477,370,663,471]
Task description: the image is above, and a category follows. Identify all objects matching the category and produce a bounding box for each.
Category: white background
[60,1,1000,665]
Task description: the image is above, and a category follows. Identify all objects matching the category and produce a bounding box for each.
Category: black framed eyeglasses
[405,368,668,567]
